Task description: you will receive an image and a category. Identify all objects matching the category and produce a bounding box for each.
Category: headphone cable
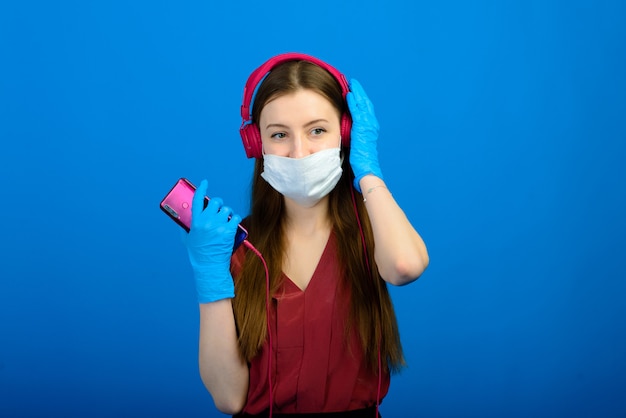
[242,188,382,418]
[242,239,273,418]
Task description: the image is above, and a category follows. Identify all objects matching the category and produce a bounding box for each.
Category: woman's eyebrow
[264,123,289,130]
[264,119,330,130]
[304,119,329,127]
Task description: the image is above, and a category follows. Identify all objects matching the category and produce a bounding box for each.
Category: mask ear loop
[349,185,382,418]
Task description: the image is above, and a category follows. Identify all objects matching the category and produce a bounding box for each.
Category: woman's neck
[283,196,332,236]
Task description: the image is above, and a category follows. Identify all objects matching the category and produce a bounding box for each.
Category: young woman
[183,53,429,417]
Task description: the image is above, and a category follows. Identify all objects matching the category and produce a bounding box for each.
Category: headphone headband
[239,53,352,159]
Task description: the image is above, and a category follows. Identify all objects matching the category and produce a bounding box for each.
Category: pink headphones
[239,53,352,159]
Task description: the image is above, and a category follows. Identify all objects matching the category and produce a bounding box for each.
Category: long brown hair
[231,60,405,373]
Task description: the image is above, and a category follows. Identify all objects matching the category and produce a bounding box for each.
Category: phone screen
[160,178,248,251]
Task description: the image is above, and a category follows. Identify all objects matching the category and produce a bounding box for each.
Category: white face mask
[261,146,343,208]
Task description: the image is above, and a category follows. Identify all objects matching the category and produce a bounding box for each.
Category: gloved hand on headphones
[347,79,383,193]
[182,180,242,303]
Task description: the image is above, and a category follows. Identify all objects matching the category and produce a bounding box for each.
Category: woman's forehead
[261,90,340,122]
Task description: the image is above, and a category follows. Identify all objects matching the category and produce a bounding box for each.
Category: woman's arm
[359,175,429,286]
[198,300,249,414]
[183,181,249,413]
[347,80,429,285]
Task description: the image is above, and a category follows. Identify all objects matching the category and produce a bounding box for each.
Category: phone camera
[163,204,180,219]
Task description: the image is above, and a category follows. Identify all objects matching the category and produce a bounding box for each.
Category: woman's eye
[271,132,287,140]
[311,128,326,136]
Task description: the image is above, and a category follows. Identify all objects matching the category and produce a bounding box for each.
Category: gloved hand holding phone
[347,79,384,193]
[183,179,242,303]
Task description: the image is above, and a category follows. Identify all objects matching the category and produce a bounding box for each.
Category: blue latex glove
[182,179,242,303]
[347,79,383,193]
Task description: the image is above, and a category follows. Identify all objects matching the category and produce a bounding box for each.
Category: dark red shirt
[232,231,389,414]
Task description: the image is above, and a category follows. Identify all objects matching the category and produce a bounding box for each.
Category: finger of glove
[214,205,234,227]
[205,196,223,216]
[211,206,237,236]
[349,79,376,116]
[193,196,224,230]
[346,92,360,121]
[186,217,233,264]
[192,180,209,218]
[347,101,379,142]
[189,200,236,247]
[223,212,243,237]
[229,213,242,226]
[215,208,242,237]
[347,92,379,134]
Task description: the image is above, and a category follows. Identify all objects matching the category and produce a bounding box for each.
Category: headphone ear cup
[340,112,352,149]
[240,123,263,159]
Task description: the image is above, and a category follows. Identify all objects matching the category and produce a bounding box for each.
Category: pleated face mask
[261,146,343,208]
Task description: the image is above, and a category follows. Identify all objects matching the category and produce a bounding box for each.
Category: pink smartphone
[160,178,248,250]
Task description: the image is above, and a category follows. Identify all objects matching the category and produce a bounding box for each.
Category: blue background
[1,1,625,417]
